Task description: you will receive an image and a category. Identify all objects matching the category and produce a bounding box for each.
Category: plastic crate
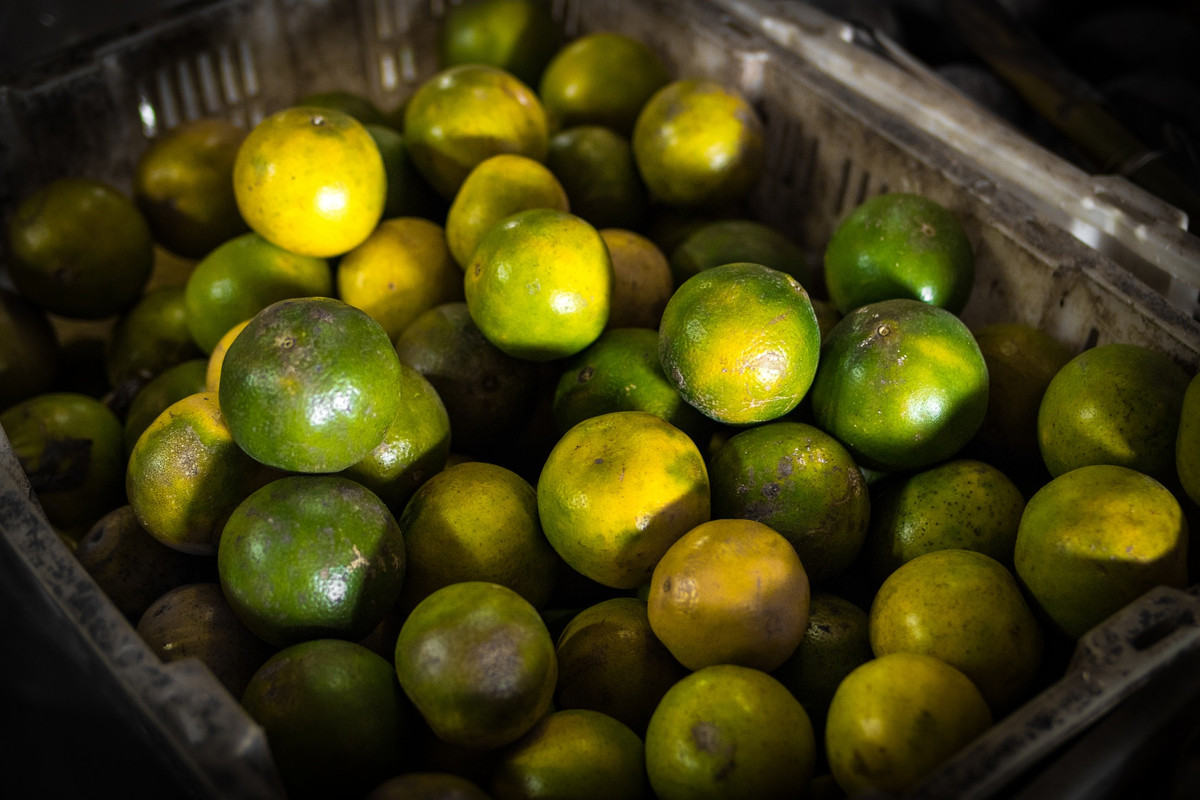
[1,0,1197,797]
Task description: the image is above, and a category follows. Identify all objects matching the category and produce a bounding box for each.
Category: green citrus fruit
[363,122,448,221]
[122,358,209,452]
[218,474,406,646]
[218,296,402,472]
[437,0,563,88]
[669,218,811,288]
[107,284,204,391]
[546,127,650,231]
[0,288,59,408]
[600,228,673,330]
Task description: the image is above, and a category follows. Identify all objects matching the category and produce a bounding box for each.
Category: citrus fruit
[365,772,492,800]
[647,518,811,671]
[770,591,872,743]
[204,319,250,393]
[869,549,1043,713]
[133,117,249,258]
[233,105,386,257]
[1037,342,1190,484]
[553,596,688,736]
[295,88,387,125]
[445,153,569,270]
[547,127,650,231]
[810,297,989,472]
[824,652,993,796]
[122,358,209,452]
[968,321,1073,477]
[363,122,447,221]
[126,391,280,555]
[394,301,541,456]
[437,0,563,88]
[1,392,126,537]
[708,420,870,584]
[1013,463,1189,640]
[136,581,277,699]
[403,64,550,199]
[337,216,464,341]
[866,458,1025,579]
[1178,372,1200,505]
[183,231,333,354]
[669,218,811,288]
[240,638,406,799]
[490,708,647,800]
[106,284,203,390]
[394,580,557,750]
[823,192,975,315]
[218,296,402,473]
[0,288,59,408]
[6,176,154,319]
[464,207,612,361]
[538,31,672,136]
[599,229,674,330]
[537,410,711,589]
[218,474,406,646]
[340,361,451,513]
[645,664,816,800]
[632,79,765,209]
[658,262,821,425]
[74,505,214,622]
[394,460,559,614]
[552,326,713,447]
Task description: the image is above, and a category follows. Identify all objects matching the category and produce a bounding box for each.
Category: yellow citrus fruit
[184,231,333,354]
[632,79,765,210]
[538,32,672,136]
[403,64,550,199]
[868,549,1043,714]
[866,458,1026,579]
[1037,342,1190,484]
[133,117,249,258]
[126,391,280,555]
[823,192,975,315]
[537,410,711,589]
[553,596,688,736]
[1178,372,1200,505]
[552,326,714,447]
[204,318,250,393]
[968,321,1073,479]
[669,218,812,289]
[708,420,870,585]
[599,229,673,330]
[240,638,406,799]
[490,708,647,800]
[74,505,214,622]
[394,580,558,750]
[6,177,154,319]
[122,358,209,452]
[233,105,386,257]
[437,0,563,88]
[394,460,560,615]
[136,581,277,699]
[645,664,816,800]
[824,652,993,796]
[106,284,203,390]
[445,153,570,270]
[339,361,451,513]
[365,772,492,800]
[394,302,541,457]
[658,262,821,425]
[464,207,612,361]
[364,122,448,221]
[0,288,59,409]
[547,127,650,231]
[647,518,811,671]
[218,474,406,646]
[218,296,402,473]
[336,216,464,341]
[810,298,989,472]
[1,392,126,538]
[295,88,387,125]
[1013,464,1188,640]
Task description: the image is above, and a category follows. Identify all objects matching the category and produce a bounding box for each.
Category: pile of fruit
[1,0,1197,798]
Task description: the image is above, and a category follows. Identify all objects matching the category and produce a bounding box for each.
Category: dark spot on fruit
[762,482,781,499]
[578,366,594,383]
[594,457,604,465]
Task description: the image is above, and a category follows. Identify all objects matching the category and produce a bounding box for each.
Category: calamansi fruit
[233,105,386,258]
[437,0,563,88]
